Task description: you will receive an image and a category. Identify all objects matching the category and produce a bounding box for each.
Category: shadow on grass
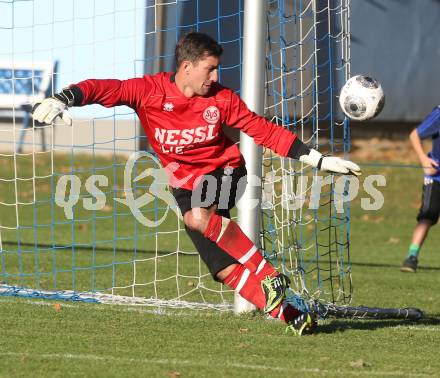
[1,240,173,256]
[318,314,440,334]
[4,241,440,271]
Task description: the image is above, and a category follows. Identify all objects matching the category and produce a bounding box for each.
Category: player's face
[187,55,220,96]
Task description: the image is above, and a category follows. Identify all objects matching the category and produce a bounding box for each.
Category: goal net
[0,0,351,310]
[262,0,352,306]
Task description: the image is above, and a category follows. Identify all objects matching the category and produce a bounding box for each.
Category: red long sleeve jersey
[75,72,297,189]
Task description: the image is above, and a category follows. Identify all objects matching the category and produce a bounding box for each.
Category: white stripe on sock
[238,245,258,265]
[216,217,230,242]
[236,268,251,293]
[256,259,266,274]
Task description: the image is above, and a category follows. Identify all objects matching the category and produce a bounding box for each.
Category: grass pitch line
[0,284,233,311]
[0,352,433,377]
[392,325,440,333]
[0,297,217,317]
[0,298,78,309]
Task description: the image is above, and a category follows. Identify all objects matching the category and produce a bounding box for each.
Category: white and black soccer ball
[339,75,385,121]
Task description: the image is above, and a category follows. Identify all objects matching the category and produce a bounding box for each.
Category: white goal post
[235,0,266,313]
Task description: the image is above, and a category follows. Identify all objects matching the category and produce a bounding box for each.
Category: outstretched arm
[225,90,361,176]
[32,87,79,125]
[294,145,361,176]
[32,77,152,125]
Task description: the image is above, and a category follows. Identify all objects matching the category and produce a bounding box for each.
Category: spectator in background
[401,106,440,272]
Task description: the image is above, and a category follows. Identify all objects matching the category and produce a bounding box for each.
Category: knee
[183,208,211,234]
[417,213,439,225]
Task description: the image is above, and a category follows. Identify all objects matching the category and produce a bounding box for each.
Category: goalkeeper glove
[32,88,76,126]
[299,149,361,176]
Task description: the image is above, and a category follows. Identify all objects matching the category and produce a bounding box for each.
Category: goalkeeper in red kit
[33,32,360,335]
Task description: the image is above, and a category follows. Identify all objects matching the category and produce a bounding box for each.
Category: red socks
[203,213,277,276]
[223,264,301,323]
[223,264,264,308]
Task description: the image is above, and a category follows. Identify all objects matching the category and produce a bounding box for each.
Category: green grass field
[1,156,440,377]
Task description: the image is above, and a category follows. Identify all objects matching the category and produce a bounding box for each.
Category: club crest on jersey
[163,102,174,112]
[203,106,220,124]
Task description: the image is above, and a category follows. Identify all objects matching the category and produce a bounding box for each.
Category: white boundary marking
[0,352,434,377]
[0,299,437,377]
[0,352,292,372]
[0,284,233,311]
[392,325,440,333]
[0,297,221,317]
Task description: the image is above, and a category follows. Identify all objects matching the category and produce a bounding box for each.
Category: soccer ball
[339,75,385,121]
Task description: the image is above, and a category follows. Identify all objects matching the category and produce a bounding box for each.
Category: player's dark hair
[175,32,223,68]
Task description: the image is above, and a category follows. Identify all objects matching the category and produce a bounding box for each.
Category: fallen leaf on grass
[77,224,87,231]
[350,359,370,368]
[167,371,181,378]
[410,201,420,209]
[235,343,249,349]
[387,237,400,244]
